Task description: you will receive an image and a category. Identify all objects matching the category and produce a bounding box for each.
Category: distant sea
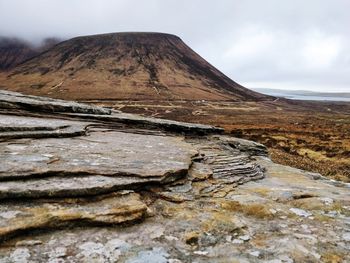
[253,89,350,102]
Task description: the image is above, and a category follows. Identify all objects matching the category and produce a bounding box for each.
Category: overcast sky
[0,0,349,92]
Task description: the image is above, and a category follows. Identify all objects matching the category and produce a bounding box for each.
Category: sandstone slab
[0,131,196,181]
[0,89,111,114]
[64,111,224,134]
[0,192,147,242]
[0,114,88,139]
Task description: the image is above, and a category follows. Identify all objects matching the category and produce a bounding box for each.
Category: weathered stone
[125,247,169,263]
[0,90,350,262]
[190,138,265,186]
[0,193,147,242]
[0,114,88,139]
[188,162,213,181]
[0,131,196,182]
[0,175,161,199]
[0,115,80,132]
[289,208,312,217]
[0,90,223,137]
[64,111,224,135]
[343,233,350,242]
[0,89,111,115]
[214,135,268,156]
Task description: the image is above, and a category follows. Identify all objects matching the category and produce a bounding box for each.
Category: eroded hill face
[0,32,271,101]
[0,37,60,71]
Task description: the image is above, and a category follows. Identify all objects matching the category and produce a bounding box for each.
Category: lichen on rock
[0,91,349,262]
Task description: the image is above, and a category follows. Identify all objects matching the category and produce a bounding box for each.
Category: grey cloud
[0,0,349,91]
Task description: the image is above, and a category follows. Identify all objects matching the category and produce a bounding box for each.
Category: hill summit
[0,32,271,101]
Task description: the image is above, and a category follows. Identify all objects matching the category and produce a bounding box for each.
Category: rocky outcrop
[0,192,147,243]
[0,90,112,115]
[0,90,349,262]
[0,90,222,135]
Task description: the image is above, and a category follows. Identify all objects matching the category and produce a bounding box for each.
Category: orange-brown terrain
[0,32,270,101]
[109,99,350,182]
[1,32,349,182]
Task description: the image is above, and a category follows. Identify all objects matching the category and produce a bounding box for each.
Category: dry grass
[321,252,344,263]
[270,149,350,182]
[114,99,350,182]
[313,213,332,222]
[250,233,268,247]
[221,200,274,219]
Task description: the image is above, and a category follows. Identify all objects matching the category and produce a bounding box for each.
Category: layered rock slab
[8,89,349,262]
[151,137,266,204]
[0,90,111,115]
[63,111,224,134]
[0,131,197,196]
[0,192,147,242]
[2,154,349,262]
[0,114,88,139]
[0,175,172,199]
[0,90,222,135]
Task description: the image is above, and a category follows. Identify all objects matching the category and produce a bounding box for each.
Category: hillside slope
[0,37,60,70]
[0,32,271,101]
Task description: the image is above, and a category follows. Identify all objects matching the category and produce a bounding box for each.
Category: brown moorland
[101,99,350,182]
[0,32,270,101]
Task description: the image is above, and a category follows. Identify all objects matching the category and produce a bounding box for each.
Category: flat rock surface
[0,90,111,115]
[0,115,82,131]
[0,114,88,139]
[0,131,196,180]
[0,90,349,262]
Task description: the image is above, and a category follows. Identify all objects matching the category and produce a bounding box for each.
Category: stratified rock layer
[0,114,87,139]
[0,192,147,242]
[0,90,349,262]
[0,90,111,115]
[0,131,196,181]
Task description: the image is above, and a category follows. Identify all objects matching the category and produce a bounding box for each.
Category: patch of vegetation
[221,200,274,219]
[321,252,344,263]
